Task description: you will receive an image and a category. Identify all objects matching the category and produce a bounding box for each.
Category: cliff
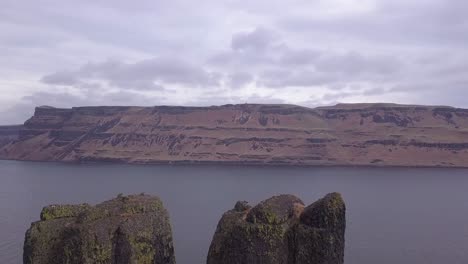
[23,194,175,264]
[0,124,23,148]
[207,193,346,264]
[2,103,468,167]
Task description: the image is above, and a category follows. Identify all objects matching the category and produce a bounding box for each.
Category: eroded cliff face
[0,125,22,148]
[207,193,346,264]
[23,194,175,264]
[2,103,468,167]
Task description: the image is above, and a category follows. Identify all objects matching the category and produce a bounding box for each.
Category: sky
[0,0,467,124]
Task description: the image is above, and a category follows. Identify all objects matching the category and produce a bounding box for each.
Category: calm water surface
[1,160,468,264]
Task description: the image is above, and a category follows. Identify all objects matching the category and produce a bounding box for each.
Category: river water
[1,160,467,263]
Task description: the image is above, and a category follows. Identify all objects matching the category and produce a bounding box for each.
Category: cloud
[41,57,220,91]
[1,0,468,124]
[279,48,321,66]
[0,89,166,124]
[315,52,401,75]
[321,87,388,102]
[41,72,80,86]
[207,28,281,68]
[227,72,253,89]
[21,90,164,108]
[280,0,468,47]
[231,27,278,52]
[258,69,335,88]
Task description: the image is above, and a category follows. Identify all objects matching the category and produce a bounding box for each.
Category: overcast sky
[1,0,467,124]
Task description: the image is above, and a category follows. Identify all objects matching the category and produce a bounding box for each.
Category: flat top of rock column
[246,194,304,224]
[300,192,345,229]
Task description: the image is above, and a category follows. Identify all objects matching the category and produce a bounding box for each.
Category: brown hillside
[1,103,468,167]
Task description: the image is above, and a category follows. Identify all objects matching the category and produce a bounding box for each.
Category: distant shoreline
[1,158,467,170]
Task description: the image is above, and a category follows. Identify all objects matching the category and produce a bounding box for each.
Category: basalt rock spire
[207,193,346,264]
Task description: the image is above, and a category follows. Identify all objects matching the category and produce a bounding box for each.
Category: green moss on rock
[40,204,90,221]
[24,194,175,264]
[207,193,346,264]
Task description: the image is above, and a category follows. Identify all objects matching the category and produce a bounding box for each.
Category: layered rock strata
[2,103,468,167]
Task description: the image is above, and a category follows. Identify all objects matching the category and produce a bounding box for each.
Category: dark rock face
[23,194,176,264]
[207,193,346,264]
[291,193,346,264]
